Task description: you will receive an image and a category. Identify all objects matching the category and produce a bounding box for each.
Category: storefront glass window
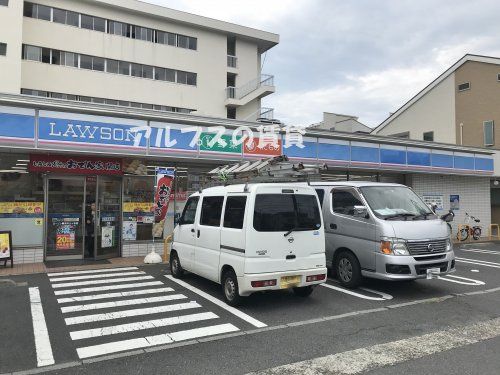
[0,154,44,247]
[123,175,154,242]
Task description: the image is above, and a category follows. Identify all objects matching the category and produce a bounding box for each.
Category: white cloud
[142,0,306,29]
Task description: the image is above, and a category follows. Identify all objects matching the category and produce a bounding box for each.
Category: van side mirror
[353,205,369,219]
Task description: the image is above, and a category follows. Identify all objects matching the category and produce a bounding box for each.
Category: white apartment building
[0,0,278,121]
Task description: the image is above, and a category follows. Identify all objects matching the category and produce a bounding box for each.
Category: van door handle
[330,223,337,230]
[197,230,200,238]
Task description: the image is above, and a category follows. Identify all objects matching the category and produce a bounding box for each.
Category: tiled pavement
[0,257,151,277]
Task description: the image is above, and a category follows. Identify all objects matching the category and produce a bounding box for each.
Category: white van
[170,183,327,306]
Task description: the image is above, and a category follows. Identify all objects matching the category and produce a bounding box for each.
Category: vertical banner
[154,168,175,238]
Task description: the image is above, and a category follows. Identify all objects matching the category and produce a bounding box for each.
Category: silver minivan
[311,182,455,287]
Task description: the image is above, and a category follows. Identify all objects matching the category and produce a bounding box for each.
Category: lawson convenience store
[0,97,495,264]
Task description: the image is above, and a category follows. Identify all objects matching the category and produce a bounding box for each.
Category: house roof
[371,54,500,134]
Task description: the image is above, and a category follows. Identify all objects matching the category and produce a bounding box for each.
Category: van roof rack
[206,155,327,186]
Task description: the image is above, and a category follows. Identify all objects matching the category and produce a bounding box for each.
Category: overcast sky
[144,0,500,127]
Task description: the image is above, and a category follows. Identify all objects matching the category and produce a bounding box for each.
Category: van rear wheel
[293,286,314,297]
[335,251,362,288]
[222,270,242,307]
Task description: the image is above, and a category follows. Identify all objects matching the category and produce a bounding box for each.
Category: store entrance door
[45,176,86,260]
[45,175,122,261]
[94,176,122,259]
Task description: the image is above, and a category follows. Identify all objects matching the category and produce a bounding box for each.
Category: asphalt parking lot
[1,242,499,375]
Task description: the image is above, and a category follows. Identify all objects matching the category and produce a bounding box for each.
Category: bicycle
[456,212,482,241]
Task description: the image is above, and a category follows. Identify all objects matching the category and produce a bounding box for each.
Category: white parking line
[47,267,138,277]
[321,282,392,301]
[437,274,485,286]
[57,287,174,304]
[51,275,155,289]
[248,317,500,375]
[165,275,267,328]
[76,323,239,359]
[49,271,145,282]
[61,294,187,313]
[70,312,219,340]
[28,287,55,367]
[54,281,164,295]
[456,257,500,269]
[459,248,500,255]
[65,301,201,325]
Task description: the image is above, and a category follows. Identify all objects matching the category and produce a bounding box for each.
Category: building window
[423,131,434,142]
[0,43,6,56]
[227,107,236,119]
[497,73,500,82]
[484,121,494,146]
[390,131,410,139]
[458,82,470,92]
[0,0,9,6]
[23,2,197,50]
[22,44,197,86]
[23,45,41,61]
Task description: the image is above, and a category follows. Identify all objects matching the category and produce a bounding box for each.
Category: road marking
[165,275,267,328]
[28,287,55,367]
[57,287,174,304]
[459,248,500,255]
[456,257,500,269]
[65,301,201,325]
[76,323,239,359]
[437,274,485,286]
[49,271,145,282]
[51,275,155,288]
[47,267,138,277]
[321,282,392,301]
[248,317,500,375]
[54,281,164,295]
[61,294,187,313]
[70,312,219,340]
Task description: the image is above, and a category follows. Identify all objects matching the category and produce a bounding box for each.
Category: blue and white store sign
[0,106,36,147]
[0,107,494,176]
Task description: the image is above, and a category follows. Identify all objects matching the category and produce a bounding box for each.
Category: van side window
[180,197,199,224]
[200,196,224,226]
[223,196,247,229]
[332,190,363,216]
[315,189,325,207]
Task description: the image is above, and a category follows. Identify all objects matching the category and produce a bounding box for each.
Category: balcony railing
[226,74,274,100]
[227,55,237,68]
[242,107,275,122]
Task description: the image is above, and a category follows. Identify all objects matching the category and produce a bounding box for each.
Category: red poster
[244,138,281,156]
[29,154,122,175]
[154,169,175,223]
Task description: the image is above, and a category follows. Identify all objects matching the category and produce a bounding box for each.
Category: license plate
[280,275,301,289]
[426,267,441,279]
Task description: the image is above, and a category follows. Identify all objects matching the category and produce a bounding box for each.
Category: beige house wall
[374,75,456,143]
[0,1,23,94]
[455,61,500,149]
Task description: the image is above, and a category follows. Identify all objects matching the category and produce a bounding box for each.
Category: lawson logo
[38,117,147,147]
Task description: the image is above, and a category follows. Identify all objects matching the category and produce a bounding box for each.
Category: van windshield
[360,186,435,220]
[253,194,322,232]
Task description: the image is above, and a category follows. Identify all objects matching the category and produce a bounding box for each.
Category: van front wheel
[335,251,362,288]
[222,270,242,307]
[293,286,314,297]
[170,252,184,279]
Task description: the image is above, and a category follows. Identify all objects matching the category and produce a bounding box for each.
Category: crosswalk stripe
[61,294,187,313]
[51,276,154,289]
[65,301,201,325]
[54,281,164,295]
[49,271,145,282]
[165,275,267,328]
[70,312,219,340]
[76,323,239,359]
[29,287,55,367]
[48,267,138,277]
[57,287,175,304]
